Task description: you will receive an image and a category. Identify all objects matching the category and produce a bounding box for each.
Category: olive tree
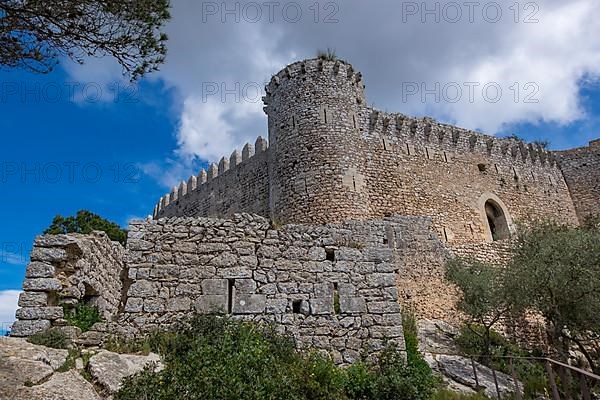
[504,221,600,372]
[446,257,511,362]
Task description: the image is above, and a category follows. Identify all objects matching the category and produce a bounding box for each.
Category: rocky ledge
[0,337,161,400]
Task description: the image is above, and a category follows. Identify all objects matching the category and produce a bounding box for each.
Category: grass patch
[27,328,68,349]
[104,335,152,355]
[63,303,102,332]
[57,348,81,372]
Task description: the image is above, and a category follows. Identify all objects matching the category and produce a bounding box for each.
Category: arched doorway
[477,193,514,242]
[485,200,509,240]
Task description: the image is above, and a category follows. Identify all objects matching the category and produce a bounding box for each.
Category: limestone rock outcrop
[0,337,161,400]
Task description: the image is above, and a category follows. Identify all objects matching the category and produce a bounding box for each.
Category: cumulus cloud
[0,290,21,332]
[64,0,600,187]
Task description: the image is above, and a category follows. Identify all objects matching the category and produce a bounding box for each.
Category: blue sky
[1,0,599,327]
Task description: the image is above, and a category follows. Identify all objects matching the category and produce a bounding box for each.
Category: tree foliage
[504,221,600,371]
[447,221,600,372]
[45,209,127,245]
[446,258,510,361]
[0,0,170,79]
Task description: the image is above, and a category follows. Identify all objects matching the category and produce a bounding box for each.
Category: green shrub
[116,315,435,400]
[27,328,68,349]
[63,303,102,332]
[343,361,376,399]
[45,210,127,245]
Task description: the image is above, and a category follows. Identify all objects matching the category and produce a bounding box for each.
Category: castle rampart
[154,58,592,245]
[555,139,600,223]
[156,136,270,219]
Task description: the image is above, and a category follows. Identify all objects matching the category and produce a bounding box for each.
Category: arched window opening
[485,200,510,241]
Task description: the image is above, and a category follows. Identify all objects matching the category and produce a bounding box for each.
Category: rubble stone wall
[12,232,125,337]
[118,214,426,363]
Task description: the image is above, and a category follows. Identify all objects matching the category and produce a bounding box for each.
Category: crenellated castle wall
[155,137,270,219]
[357,113,579,243]
[555,139,600,224]
[153,58,595,246]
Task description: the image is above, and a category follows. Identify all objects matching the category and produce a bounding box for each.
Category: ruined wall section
[117,214,421,363]
[155,136,270,220]
[11,232,124,337]
[556,139,600,223]
[356,112,579,244]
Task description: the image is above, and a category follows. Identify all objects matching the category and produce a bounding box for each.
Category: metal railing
[429,352,600,399]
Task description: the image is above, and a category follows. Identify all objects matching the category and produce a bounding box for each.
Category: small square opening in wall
[325,248,335,262]
[478,163,487,172]
[292,300,302,314]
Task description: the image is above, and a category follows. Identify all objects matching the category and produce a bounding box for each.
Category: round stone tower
[263,58,369,224]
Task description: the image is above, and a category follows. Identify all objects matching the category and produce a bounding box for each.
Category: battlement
[151,57,596,243]
[364,109,559,169]
[154,136,269,219]
[263,58,364,106]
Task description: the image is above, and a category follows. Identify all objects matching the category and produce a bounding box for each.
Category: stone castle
[11,58,600,365]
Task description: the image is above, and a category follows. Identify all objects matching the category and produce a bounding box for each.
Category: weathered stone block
[167,297,191,312]
[366,273,396,288]
[367,301,400,314]
[25,262,55,278]
[143,298,165,313]
[30,247,68,262]
[16,306,63,320]
[18,292,48,307]
[307,246,326,261]
[34,234,77,247]
[201,279,227,295]
[128,281,158,298]
[310,298,333,315]
[124,298,143,313]
[195,295,228,313]
[23,278,62,292]
[235,279,256,293]
[369,325,403,339]
[127,239,154,251]
[340,297,366,314]
[335,247,363,261]
[10,319,51,337]
[197,243,230,253]
[232,294,266,314]
[265,299,288,314]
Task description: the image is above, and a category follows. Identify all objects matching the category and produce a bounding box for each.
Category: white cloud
[0,290,21,332]
[62,0,600,187]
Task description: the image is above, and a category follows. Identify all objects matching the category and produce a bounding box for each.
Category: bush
[45,210,127,245]
[27,328,68,349]
[116,315,436,400]
[63,302,102,332]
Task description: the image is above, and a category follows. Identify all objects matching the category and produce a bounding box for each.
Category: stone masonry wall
[556,139,600,223]
[156,137,269,220]
[11,232,125,337]
[114,214,445,363]
[152,58,585,246]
